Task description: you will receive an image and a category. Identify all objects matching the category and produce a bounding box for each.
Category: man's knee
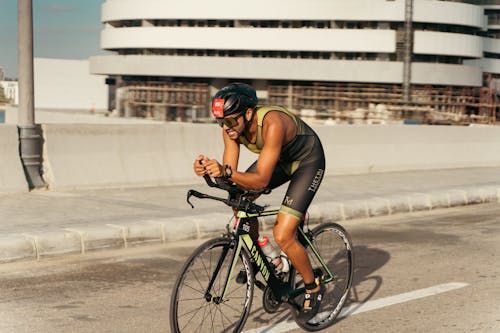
[273,229,289,249]
[273,213,299,249]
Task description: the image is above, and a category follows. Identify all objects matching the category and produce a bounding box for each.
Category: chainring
[262,285,282,314]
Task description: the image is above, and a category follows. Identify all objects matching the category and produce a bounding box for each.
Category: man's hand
[203,158,224,178]
[193,155,208,176]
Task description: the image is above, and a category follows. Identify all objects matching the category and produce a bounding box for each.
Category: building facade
[89,0,500,124]
[0,80,19,105]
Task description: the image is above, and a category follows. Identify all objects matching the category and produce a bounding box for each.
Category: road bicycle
[170,175,354,333]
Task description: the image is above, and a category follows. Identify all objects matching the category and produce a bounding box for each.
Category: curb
[1,185,499,263]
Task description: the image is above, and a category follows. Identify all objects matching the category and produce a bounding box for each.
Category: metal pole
[402,0,413,104]
[18,0,34,126]
[18,0,45,189]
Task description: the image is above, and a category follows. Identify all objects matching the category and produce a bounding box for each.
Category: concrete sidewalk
[0,167,499,263]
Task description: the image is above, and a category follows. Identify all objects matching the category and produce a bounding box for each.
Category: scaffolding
[267,82,498,125]
[121,81,210,121]
[117,79,498,125]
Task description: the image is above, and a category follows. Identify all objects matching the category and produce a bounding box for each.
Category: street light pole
[402,0,413,104]
[18,0,45,189]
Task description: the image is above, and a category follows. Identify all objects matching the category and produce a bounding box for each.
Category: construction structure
[90,0,500,125]
[119,81,210,121]
[267,80,498,125]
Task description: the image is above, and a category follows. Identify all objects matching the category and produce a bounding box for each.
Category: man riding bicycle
[193,82,326,320]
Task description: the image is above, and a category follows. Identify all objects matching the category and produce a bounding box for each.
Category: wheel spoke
[178,281,206,297]
[179,300,209,332]
[177,302,207,319]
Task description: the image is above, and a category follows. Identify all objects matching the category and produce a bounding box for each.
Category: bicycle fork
[203,241,233,305]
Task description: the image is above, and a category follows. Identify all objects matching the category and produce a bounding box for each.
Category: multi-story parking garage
[89,0,500,124]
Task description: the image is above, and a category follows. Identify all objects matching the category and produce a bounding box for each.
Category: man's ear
[245,108,254,121]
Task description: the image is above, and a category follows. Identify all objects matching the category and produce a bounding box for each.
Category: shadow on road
[341,244,390,318]
[249,244,391,327]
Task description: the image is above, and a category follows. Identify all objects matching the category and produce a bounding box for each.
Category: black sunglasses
[216,113,244,128]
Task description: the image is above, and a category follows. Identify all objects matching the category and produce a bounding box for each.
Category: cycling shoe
[297,278,325,321]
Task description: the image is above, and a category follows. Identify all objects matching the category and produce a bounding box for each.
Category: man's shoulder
[259,106,291,120]
[258,105,289,114]
[261,109,287,126]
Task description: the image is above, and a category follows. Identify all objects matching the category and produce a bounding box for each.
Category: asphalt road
[0,203,499,333]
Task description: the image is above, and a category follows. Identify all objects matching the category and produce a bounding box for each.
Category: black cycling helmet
[211,82,258,119]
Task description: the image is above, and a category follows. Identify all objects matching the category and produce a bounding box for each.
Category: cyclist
[193,82,326,320]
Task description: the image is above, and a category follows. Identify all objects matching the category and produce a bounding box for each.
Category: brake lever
[186,189,210,208]
[186,190,196,208]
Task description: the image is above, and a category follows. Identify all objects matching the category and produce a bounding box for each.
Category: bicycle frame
[173,174,355,333]
[211,208,336,304]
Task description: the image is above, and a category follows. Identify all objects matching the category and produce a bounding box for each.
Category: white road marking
[31,191,78,197]
[243,282,469,333]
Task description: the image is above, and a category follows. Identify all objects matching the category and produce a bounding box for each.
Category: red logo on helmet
[212,99,225,118]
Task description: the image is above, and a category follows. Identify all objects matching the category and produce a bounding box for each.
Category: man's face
[218,113,245,140]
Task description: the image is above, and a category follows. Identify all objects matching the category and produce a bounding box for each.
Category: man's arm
[229,112,286,189]
[222,127,240,171]
[200,129,240,177]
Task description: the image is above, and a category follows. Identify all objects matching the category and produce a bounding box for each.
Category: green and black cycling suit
[239,106,325,220]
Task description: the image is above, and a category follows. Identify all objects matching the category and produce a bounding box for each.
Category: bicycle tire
[170,237,254,333]
[294,222,354,331]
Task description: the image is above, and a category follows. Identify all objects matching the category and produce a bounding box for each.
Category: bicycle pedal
[235,269,247,284]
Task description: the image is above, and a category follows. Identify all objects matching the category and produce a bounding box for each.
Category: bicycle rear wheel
[170,237,254,333]
[295,222,354,331]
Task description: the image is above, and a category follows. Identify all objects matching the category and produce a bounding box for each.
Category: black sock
[304,281,317,291]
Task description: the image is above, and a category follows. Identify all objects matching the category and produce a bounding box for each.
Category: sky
[0,0,108,79]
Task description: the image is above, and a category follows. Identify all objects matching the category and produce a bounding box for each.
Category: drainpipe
[18,0,45,189]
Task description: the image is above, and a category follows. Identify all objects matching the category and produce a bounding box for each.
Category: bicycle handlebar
[186,174,271,214]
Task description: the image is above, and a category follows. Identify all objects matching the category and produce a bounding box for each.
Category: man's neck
[244,111,258,144]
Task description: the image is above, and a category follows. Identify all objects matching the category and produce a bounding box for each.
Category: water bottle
[258,235,283,273]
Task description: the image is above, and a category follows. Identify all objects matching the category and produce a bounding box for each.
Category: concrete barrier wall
[42,123,500,190]
[42,123,256,189]
[0,125,28,193]
[316,125,500,175]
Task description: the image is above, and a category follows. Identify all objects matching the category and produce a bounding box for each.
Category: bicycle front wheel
[170,237,254,333]
[296,222,354,331]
